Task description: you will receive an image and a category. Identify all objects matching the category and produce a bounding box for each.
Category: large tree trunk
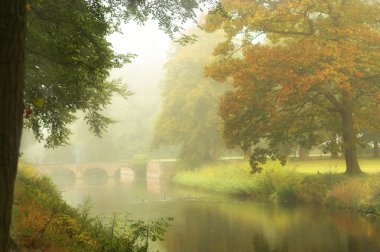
[340,102,362,175]
[298,146,309,160]
[0,0,26,250]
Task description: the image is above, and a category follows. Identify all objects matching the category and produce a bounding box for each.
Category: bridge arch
[83,167,107,178]
[82,167,108,184]
[30,161,177,181]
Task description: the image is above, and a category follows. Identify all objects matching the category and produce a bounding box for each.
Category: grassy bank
[11,163,170,251]
[174,159,380,217]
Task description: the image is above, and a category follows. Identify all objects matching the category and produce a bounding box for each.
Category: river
[52,175,380,252]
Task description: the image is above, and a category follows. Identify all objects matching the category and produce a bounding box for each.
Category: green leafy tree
[152,29,228,166]
[0,0,218,249]
[205,0,380,174]
[24,0,132,148]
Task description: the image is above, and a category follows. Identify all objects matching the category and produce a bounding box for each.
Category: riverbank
[11,163,170,251]
[173,159,380,217]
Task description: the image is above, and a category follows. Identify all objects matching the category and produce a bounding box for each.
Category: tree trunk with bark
[340,96,362,175]
[0,1,26,250]
[298,146,309,160]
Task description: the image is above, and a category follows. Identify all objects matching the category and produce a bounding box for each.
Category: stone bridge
[30,160,177,180]
[31,162,132,179]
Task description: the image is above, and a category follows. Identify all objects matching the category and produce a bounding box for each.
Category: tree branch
[324,92,344,111]
[260,27,314,36]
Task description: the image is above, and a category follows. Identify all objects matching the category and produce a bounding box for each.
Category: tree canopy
[152,29,229,166]
[204,0,380,174]
[24,0,133,148]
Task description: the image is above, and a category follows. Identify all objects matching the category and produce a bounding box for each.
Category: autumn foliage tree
[205,0,380,174]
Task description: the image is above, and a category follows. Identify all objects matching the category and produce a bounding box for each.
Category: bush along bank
[11,164,171,251]
[173,161,380,218]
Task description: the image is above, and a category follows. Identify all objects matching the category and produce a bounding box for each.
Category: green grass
[174,161,294,196]
[286,158,380,174]
[173,159,380,217]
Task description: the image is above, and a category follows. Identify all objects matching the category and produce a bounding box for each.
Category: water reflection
[51,176,76,188]
[50,169,76,188]
[53,177,380,252]
[82,168,108,185]
[164,203,380,252]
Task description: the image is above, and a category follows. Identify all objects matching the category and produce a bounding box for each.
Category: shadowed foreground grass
[174,159,380,217]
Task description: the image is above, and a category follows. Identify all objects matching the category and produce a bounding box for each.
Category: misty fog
[10,2,380,251]
[20,22,174,164]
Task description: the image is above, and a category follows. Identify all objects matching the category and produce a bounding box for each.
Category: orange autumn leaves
[205,0,380,116]
[203,0,380,171]
[207,36,379,109]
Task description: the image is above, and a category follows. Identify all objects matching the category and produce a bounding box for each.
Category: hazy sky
[108,21,171,64]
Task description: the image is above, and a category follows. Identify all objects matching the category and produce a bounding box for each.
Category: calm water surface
[53,176,380,252]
